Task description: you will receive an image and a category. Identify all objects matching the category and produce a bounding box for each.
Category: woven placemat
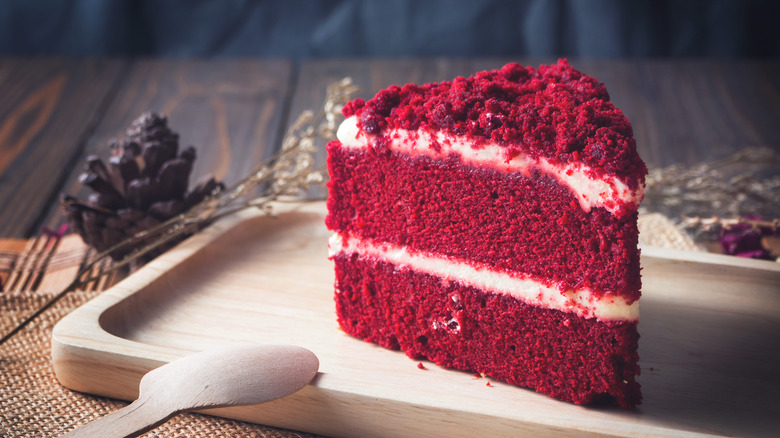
[0,288,321,437]
[0,213,701,437]
[637,212,704,252]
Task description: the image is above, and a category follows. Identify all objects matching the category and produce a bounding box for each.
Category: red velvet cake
[326,60,646,408]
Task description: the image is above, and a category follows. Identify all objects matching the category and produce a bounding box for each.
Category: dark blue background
[1,0,778,58]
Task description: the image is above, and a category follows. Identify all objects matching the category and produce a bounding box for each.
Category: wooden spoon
[62,344,319,438]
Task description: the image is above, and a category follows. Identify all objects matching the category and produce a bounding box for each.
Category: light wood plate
[52,201,780,437]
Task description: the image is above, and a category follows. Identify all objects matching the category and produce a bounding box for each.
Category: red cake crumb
[333,254,641,408]
[326,142,642,301]
[344,59,646,188]
[417,362,426,370]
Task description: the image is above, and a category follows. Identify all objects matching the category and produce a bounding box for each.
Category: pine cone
[62,112,224,260]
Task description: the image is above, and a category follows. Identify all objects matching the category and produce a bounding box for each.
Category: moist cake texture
[326,60,646,408]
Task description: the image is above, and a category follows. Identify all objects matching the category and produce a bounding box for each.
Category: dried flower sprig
[680,215,779,260]
[0,77,359,345]
[642,147,780,220]
[75,77,358,285]
[641,147,780,258]
[680,216,780,233]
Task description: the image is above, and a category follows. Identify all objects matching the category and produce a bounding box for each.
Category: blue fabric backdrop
[1,0,777,57]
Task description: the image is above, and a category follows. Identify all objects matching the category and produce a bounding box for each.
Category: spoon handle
[61,398,171,438]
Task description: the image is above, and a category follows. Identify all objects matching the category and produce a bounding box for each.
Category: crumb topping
[343,59,646,187]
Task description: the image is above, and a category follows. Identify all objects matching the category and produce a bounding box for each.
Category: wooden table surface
[0,57,779,240]
[1,58,779,437]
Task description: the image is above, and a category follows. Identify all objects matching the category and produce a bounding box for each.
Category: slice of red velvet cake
[326,60,646,408]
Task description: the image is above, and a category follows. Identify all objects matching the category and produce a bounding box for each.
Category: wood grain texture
[40,58,294,231]
[578,59,780,167]
[0,58,126,237]
[4,58,779,237]
[52,202,780,438]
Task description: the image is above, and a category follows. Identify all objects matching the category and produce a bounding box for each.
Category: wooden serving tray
[52,202,780,437]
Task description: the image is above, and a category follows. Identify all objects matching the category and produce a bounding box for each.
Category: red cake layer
[342,60,646,187]
[326,141,641,302]
[333,253,641,408]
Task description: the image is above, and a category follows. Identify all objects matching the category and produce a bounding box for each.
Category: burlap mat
[0,288,321,437]
[637,212,703,252]
[0,214,700,437]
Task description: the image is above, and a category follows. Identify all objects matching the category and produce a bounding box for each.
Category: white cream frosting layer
[329,233,639,322]
[337,116,644,215]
